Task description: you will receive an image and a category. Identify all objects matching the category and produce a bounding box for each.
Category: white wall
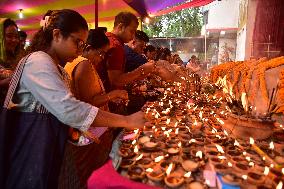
[236,25,247,61]
[206,0,240,30]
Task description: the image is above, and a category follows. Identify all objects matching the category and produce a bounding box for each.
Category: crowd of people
[0,9,205,189]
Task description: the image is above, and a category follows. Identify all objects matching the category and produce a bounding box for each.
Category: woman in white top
[3,9,145,189]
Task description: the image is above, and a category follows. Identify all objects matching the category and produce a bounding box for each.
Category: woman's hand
[126,111,146,128]
[108,90,128,101]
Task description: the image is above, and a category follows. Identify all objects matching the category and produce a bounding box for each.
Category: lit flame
[234,140,240,146]
[146,168,153,173]
[276,181,283,189]
[282,168,284,175]
[242,175,248,180]
[216,118,224,125]
[189,139,196,143]
[264,166,269,176]
[215,144,225,153]
[184,171,191,178]
[224,130,228,136]
[132,140,137,145]
[174,122,178,127]
[146,108,150,113]
[249,137,254,145]
[136,154,143,161]
[241,92,248,112]
[166,163,173,176]
[161,127,166,131]
[228,162,233,167]
[134,129,139,135]
[270,164,274,168]
[196,151,203,159]
[246,156,251,161]
[166,118,170,125]
[199,111,203,119]
[193,120,198,126]
[154,156,164,163]
[249,162,254,167]
[178,142,182,148]
[134,145,139,153]
[269,141,274,150]
[175,128,179,134]
[218,156,226,160]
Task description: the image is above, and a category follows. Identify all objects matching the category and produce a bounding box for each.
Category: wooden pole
[95,0,98,28]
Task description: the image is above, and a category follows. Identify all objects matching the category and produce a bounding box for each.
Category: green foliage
[143,8,203,38]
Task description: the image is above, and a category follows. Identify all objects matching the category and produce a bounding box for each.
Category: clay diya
[187,181,205,189]
[166,139,179,148]
[168,147,180,155]
[136,157,153,168]
[159,161,176,172]
[247,172,265,185]
[146,169,165,182]
[127,165,145,181]
[143,141,159,151]
[234,162,251,173]
[214,164,229,174]
[138,136,150,144]
[118,148,136,158]
[221,173,241,186]
[274,156,284,165]
[182,160,199,172]
[227,150,242,157]
[164,172,185,188]
[120,158,135,169]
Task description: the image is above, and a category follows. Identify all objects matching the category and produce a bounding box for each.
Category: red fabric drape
[252,0,284,58]
[155,0,214,16]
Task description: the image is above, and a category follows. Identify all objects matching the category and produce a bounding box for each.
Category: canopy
[0,0,214,37]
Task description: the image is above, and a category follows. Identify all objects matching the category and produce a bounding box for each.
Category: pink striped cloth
[88,160,161,189]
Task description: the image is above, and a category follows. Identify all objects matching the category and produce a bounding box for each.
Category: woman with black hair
[0,18,21,105]
[1,9,145,189]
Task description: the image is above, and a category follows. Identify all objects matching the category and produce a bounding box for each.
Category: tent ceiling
[0,0,214,35]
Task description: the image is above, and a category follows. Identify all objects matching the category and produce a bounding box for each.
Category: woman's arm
[73,60,128,107]
[21,52,144,132]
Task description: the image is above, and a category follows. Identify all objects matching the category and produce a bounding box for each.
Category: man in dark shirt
[124,30,149,72]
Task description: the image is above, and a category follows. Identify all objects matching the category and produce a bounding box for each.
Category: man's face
[120,21,138,43]
[133,38,146,54]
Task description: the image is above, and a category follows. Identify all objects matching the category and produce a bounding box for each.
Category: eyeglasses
[70,34,86,50]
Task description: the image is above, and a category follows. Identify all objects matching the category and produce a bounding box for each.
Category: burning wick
[134,145,139,153]
[249,137,254,145]
[282,168,284,175]
[264,166,269,176]
[146,168,153,173]
[269,141,274,150]
[234,140,240,146]
[154,156,164,163]
[175,128,179,135]
[227,162,233,167]
[249,162,254,167]
[133,129,139,135]
[166,118,170,125]
[196,151,203,159]
[184,172,191,178]
[166,163,173,176]
[132,140,137,145]
[242,175,248,180]
[136,154,143,161]
[276,181,283,189]
[215,144,225,153]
